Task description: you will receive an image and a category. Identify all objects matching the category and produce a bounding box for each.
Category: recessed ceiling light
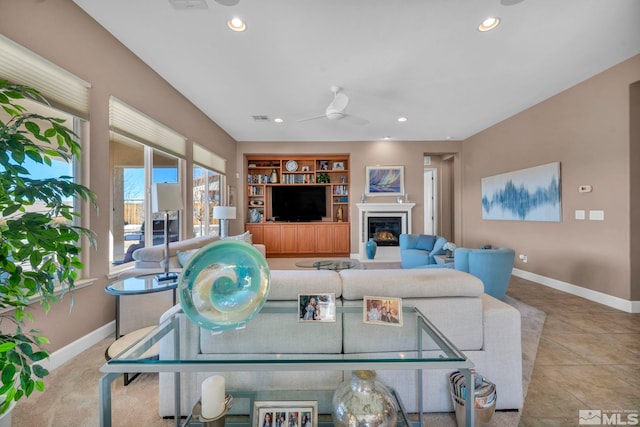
[478,17,500,32]
[227,17,246,32]
[273,117,284,123]
[397,117,408,123]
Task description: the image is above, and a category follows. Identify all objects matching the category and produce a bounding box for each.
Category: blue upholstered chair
[453,247,516,299]
[399,233,448,268]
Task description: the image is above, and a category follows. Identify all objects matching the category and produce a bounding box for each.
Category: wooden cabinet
[245,155,350,256]
[248,223,350,256]
[246,155,350,224]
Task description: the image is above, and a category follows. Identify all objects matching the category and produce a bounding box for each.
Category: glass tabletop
[103,304,471,371]
[105,274,178,296]
[294,259,360,271]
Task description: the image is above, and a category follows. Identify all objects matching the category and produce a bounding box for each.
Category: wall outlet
[518,254,528,263]
[578,185,592,193]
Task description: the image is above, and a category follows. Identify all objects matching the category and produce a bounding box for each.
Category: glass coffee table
[99,305,476,427]
[294,259,360,270]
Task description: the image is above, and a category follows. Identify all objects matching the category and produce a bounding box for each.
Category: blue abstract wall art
[481,162,561,222]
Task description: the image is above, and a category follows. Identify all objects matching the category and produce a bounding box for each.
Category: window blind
[109,97,186,158]
[193,143,226,174]
[0,35,90,119]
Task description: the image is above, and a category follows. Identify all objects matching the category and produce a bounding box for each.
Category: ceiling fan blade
[297,114,327,122]
[344,114,369,126]
[330,92,349,112]
[214,0,240,5]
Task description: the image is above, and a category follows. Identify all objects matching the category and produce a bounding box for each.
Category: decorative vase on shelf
[337,205,343,222]
[270,169,278,184]
[332,370,398,427]
[366,238,377,260]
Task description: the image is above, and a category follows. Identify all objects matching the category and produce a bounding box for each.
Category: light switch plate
[589,210,604,221]
[575,210,585,220]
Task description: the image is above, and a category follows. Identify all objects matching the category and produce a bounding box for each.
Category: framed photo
[363,296,403,327]
[319,160,329,171]
[301,165,310,172]
[298,293,336,322]
[253,401,317,427]
[365,166,404,197]
[332,161,345,170]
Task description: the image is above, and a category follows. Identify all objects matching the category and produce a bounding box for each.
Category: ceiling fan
[299,86,370,125]
[214,0,240,5]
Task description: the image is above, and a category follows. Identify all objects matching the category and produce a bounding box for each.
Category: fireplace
[368,217,401,246]
[356,203,415,261]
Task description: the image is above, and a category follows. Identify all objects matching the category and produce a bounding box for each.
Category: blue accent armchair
[399,234,448,268]
[453,247,516,299]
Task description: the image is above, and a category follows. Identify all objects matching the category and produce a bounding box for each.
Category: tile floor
[506,276,640,426]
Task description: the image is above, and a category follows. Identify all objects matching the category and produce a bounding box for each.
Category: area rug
[421,295,546,426]
[11,297,545,427]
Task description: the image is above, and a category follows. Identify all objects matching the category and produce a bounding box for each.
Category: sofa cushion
[133,235,221,264]
[339,269,483,300]
[268,270,342,300]
[415,234,436,251]
[177,249,198,267]
[200,301,343,354]
[221,231,253,244]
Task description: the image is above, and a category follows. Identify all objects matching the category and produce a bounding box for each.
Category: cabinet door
[263,225,282,254]
[332,223,350,254]
[245,224,264,245]
[281,225,298,253]
[297,225,316,253]
[315,224,333,253]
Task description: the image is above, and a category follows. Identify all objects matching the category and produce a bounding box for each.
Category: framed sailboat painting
[365,166,404,197]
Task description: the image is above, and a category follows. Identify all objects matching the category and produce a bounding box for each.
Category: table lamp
[152,183,183,282]
[213,206,236,238]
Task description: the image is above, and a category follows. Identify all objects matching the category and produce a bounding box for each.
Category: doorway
[424,168,437,235]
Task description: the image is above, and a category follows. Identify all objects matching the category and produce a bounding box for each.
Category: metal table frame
[99,306,476,427]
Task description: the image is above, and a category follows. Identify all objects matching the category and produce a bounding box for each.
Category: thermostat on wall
[578,185,592,193]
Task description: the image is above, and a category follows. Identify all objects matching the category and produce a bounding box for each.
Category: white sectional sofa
[157,267,523,417]
[119,234,266,279]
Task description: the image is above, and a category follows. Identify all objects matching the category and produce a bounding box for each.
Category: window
[0,97,83,224]
[193,166,223,236]
[109,98,186,267]
[1,35,91,274]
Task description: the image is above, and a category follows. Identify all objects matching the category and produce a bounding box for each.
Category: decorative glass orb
[179,240,270,332]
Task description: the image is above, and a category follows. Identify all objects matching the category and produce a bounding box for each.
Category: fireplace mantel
[356,203,415,261]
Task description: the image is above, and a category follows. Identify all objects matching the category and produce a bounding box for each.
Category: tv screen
[271,185,327,221]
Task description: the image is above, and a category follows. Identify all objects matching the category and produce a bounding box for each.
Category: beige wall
[461,55,640,301]
[236,141,462,250]
[0,0,236,351]
[630,81,640,301]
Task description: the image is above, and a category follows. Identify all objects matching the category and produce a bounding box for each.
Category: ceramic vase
[366,238,377,259]
[332,370,398,427]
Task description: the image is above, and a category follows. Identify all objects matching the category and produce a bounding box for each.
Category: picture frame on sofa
[298,293,336,322]
[363,296,403,326]
[253,401,317,427]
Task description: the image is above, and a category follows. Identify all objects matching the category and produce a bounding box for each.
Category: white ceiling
[73,0,640,142]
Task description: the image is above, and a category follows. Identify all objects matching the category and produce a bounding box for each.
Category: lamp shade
[213,206,237,220]
[152,183,184,212]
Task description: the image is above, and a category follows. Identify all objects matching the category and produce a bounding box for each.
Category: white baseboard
[41,321,115,372]
[512,268,639,313]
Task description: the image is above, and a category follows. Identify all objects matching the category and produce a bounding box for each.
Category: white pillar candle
[201,375,225,419]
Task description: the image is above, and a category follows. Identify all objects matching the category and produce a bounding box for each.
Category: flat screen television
[271,185,327,221]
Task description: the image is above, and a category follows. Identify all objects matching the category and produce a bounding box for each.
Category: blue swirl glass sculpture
[178,240,270,332]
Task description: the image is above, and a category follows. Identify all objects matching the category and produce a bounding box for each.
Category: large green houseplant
[0,80,96,417]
